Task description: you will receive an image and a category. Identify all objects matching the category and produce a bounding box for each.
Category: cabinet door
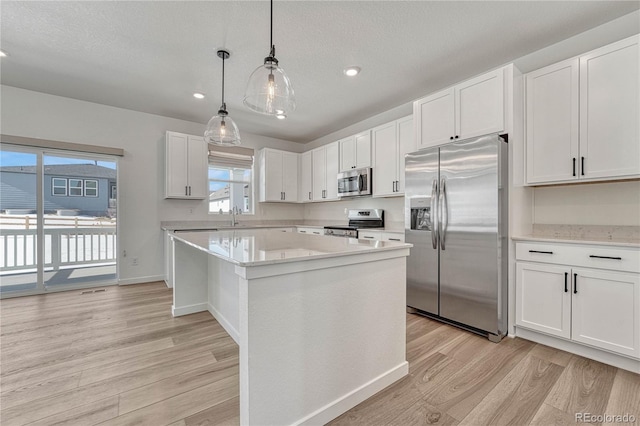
[354,131,371,169]
[526,59,579,184]
[186,136,208,199]
[312,148,326,200]
[515,262,571,339]
[324,142,340,200]
[396,116,414,193]
[372,121,398,197]
[571,268,639,358]
[414,88,455,149]
[262,149,284,201]
[282,152,298,202]
[579,35,640,180]
[455,68,504,140]
[165,132,189,198]
[339,136,355,172]
[299,151,313,202]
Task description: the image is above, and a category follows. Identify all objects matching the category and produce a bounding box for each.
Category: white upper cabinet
[415,68,505,150]
[526,58,579,184]
[339,131,371,172]
[579,36,640,180]
[258,148,299,202]
[372,115,414,197]
[525,35,640,185]
[299,151,313,203]
[165,131,208,199]
[312,142,339,201]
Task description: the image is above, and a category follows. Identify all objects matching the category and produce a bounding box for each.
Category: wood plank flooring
[1,282,638,426]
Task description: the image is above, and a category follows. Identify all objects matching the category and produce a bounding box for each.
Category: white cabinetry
[372,116,414,197]
[515,241,640,360]
[297,227,323,236]
[415,68,505,150]
[258,148,298,202]
[312,142,339,201]
[358,231,405,242]
[165,131,208,199]
[298,151,313,203]
[339,131,371,171]
[525,35,639,185]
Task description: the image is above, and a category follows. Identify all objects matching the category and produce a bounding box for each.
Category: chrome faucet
[229,206,240,227]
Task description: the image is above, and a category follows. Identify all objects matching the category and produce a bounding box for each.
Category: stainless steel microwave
[337,167,372,198]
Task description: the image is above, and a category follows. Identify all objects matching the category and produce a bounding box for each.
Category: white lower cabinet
[297,227,323,235]
[515,241,640,361]
[358,231,405,242]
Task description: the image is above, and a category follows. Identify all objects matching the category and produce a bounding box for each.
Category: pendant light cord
[270,0,274,57]
[221,54,225,106]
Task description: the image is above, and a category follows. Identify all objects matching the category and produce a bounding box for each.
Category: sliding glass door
[0,146,118,297]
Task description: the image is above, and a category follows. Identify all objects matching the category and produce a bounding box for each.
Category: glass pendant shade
[204,110,241,146]
[244,59,295,116]
[205,49,241,146]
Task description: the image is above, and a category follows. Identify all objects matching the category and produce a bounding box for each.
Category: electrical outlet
[188,208,194,214]
[123,250,127,258]
[132,257,139,266]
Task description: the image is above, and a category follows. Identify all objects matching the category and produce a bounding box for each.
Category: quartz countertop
[170,228,411,267]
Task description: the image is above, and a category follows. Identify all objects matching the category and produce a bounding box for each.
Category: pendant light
[204,49,241,146]
[243,0,295,117]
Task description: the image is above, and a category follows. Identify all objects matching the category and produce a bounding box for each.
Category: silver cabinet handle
[363,236,374,239]
[439,177,447,251]
[308,191,311,200]
[300,230,307,233]
[430,179,438,249]
[388,238,401,242]
[185,186,188,196]
[189,186,191,196]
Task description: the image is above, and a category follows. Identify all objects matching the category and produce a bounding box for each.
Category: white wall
[0,85,303,283]
[533,181,640,227]
[303,197,404,228]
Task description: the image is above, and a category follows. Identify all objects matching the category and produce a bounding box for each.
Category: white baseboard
[172,302,208,317]
[207,303,240,344]
[118,275,165,286]
[517,328,640,373]
[297,361,409,426]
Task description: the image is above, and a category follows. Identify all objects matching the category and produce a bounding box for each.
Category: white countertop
[512,235,640,248]
[170,229,411,267]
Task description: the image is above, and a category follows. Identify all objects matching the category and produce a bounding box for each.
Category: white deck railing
[0,227,117,272]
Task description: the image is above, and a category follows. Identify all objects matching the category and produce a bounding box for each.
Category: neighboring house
[0,164,116,217]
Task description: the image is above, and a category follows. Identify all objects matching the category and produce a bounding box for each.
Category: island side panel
[172,239,209,316]
[208,255,240,344]
[238,256,408,426]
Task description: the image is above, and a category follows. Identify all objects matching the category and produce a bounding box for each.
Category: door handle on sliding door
[430,179,438,249]
[439,177,448,251]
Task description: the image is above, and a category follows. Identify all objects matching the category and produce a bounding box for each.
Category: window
[84,180,98,197]
[110,184,116,199]
[207,145,254,215]
[52,178,67,196]
[69,179,83,196]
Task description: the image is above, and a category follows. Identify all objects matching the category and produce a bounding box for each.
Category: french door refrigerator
[405,134,508,342]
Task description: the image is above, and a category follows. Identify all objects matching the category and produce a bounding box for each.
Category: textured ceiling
[1,1,638,143]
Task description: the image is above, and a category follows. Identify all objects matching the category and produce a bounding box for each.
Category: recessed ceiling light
[0,50,7,57]
[276,114,286,120]
[343,66,361,77]
[193,92,205,99]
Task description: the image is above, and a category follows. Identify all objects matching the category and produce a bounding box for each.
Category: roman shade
[208,144,254,168]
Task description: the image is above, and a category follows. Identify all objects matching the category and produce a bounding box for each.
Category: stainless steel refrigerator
[405,134,508,342]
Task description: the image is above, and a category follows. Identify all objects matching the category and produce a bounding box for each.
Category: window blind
[208,145,254,169]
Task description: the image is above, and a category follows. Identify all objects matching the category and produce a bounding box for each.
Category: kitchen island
[170,229,411,425]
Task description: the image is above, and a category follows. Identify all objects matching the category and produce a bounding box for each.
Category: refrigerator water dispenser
[410,197,431,231]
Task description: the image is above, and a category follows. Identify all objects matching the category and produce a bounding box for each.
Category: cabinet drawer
[516,242,639,273]
[358,231,381,241]
[297,227,323,236]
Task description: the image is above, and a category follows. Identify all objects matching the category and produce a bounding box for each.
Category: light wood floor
[1,282,638,426]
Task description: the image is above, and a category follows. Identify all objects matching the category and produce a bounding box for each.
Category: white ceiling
[1,1,638,143]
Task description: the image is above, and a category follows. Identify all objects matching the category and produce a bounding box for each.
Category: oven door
[337,168,371,197]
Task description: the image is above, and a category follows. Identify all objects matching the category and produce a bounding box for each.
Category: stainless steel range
[324,209,384,238]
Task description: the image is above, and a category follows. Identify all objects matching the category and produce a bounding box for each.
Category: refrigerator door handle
[430,179,438,249]
[439,177,448,251]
